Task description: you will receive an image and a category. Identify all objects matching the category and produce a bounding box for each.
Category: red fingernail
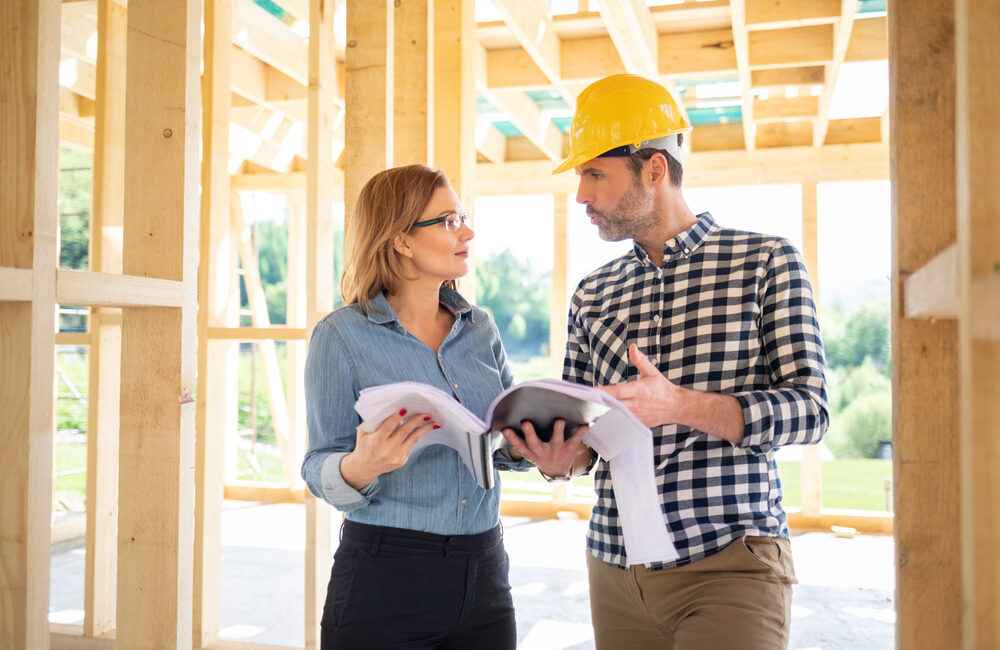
[423,416,431,421]
[433,424,441,429]
[399,409,407,416]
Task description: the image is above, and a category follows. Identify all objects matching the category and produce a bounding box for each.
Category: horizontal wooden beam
[752,65,825,87]
[903,243,1000,340]
[476,142,889,194]
[0,266,33,301]
[206,326,307,340]
[754,95,819,121]
[51,625,114,650]
[230,169,343,194]
[55,332,90,345]
[904,244,959,320]
[223,483,305,503]
[56,269,184,307]
[749,24,834,68]
[785,508,894,535]
[745,0,841,30]
[845,15,888,62]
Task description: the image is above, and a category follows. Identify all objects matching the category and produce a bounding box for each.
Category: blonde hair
[340,164,456,313]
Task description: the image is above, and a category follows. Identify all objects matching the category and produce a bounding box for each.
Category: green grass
[777,459,893,511]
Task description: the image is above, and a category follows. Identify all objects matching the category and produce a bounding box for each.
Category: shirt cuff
[493,447,534,472]
[320,452,379,511]
[733,391,773,451]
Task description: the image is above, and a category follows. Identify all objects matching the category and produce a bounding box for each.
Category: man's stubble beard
[589,178,656,242]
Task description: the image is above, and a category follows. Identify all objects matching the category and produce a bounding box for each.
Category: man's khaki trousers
[587,536,796,649]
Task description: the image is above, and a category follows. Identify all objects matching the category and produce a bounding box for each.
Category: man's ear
[393,233,413,259]
[647,152,669,187]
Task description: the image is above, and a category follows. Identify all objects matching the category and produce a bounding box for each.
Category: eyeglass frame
[410,210,470,232]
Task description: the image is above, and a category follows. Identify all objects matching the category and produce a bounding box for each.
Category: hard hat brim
[552,152,594,175]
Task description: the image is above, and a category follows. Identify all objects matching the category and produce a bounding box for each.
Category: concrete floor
[50,502,895,649]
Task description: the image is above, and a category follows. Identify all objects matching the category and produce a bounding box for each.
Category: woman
[301,164,591,649]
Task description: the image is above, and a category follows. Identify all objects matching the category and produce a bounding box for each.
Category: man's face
[574,157,655,242]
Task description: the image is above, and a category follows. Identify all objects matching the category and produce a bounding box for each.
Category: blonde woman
[301,164,590,649]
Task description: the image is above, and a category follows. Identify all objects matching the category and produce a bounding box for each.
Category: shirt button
[653,314,660,322]
[453,383,459,388]
[683,247,690,255]
[461,498,467,504]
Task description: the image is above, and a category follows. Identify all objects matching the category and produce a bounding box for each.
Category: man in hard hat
[555,74,829,648]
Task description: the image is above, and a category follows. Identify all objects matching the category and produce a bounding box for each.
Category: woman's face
[402,185,475,282]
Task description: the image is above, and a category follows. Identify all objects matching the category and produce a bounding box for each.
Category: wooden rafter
[814,0,859,146]
[730,0,755,150]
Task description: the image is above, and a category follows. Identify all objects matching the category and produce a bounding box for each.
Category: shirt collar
[629,211,719,268]
[364,286,475,326]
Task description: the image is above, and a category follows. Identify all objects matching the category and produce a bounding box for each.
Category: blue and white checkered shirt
[564,212,828,569]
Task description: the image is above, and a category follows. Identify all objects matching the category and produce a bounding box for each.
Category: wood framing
[890,2,961,648]
[304,1,337,647]
[799,182,822,519]
[0,1,60,648]
[194,0,238,645]
[550,194,570,379]
[344,0,393,239]
[955,0,1000,646]
[84,0,126,637]
[393,0,432,165]
[115,0,201,646]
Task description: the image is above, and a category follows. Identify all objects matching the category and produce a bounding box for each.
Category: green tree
[476,249,551,360]
[832,389,892,459]
[58,147,92,271]
[824,300,891,375]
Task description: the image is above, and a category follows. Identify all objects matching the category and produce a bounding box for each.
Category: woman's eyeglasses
[411,211,469,232]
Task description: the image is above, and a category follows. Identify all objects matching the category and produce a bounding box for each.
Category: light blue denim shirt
[301,287,531,535]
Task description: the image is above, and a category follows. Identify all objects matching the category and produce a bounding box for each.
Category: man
[555,74,828,649]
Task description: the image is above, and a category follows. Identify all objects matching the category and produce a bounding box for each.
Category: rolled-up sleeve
[733,241,829,452]
[301,320,380,511]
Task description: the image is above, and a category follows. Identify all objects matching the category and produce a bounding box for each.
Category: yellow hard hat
[553,74,691,174]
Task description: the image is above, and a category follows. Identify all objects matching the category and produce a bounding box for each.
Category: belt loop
[370,528,382,556]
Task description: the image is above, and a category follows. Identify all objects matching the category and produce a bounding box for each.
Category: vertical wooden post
[0,1,59,648]
[286,190,307,487]
[194,0,237,645]
[550,194,570,379]
[393,0,432,165]
[955,0,1000,646]
[432,0,474,296]
[799,182,822,518]
[305,1,337,647]
[84,0,126,638]
[890,1,961,647]
[344,0,393,242]
[116,0,201,646]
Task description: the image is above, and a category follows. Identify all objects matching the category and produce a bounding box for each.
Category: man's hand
[597,344,684,428]
[599,344,746,443]
[501,419,589,478]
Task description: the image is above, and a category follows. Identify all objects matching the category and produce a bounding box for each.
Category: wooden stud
[305,0,337,647]
[344,0,393,248]
[799,182,822,519]
[84,1,125,636]
[116,0,201,645]
[890,1,961,647]
[0,1,60,648]
[434,0,476,276]
[955,0,1000,645]
[729,1,755,150]
[194,0,237,645]
[393,0,432,165]
[813,0,858,147]
[550,194,570,380]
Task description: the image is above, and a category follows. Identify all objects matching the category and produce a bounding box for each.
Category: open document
[354,379,679,565]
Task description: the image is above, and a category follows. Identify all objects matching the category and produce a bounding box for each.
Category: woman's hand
[340,409,438,490]
[501,419,590,479]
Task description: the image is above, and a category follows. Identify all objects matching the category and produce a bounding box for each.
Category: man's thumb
[629,344,659,376]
